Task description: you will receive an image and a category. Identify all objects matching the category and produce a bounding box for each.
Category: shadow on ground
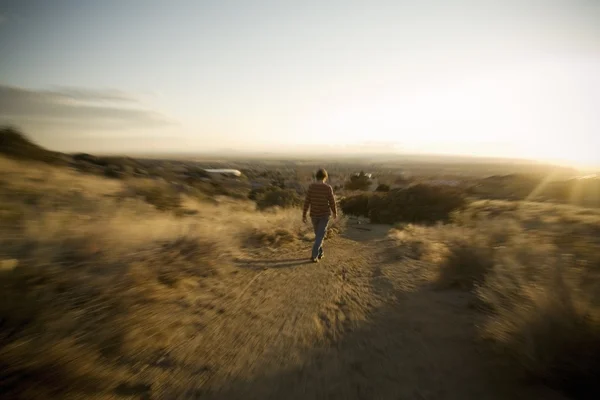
[343,223,392,242]
[236,258,312,270]
[195,270,562,400]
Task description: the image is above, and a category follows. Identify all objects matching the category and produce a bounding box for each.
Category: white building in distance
[204,169,242,177]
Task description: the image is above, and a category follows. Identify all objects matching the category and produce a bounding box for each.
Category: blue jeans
[311,216,330,259]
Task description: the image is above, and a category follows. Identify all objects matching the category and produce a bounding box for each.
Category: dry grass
[478,246,600,395]
[0,156,327,399]
[390,200,600,396]
[0,206,234,398]
[389,220,522,289]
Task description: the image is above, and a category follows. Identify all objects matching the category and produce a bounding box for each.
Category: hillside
[2,152,599,399]
[0,127,69,165]
[0,129,598,399]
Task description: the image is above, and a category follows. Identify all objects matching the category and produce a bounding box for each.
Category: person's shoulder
[308,182,332,191]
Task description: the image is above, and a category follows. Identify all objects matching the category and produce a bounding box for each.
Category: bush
[339,194,373,217]
[390,222,503,289]
[342,185,466,224]
[478,246,600,397]
[248,186,270,201]
[0,227,225,398]
[344,171,372,191]
[369,185,467,224]
[391,213,600,397]
[127,183,182,212]
[375,184,390,192]
[247,228,296,247]
[103,166,122,179]
[255,188,302,210]
[435,235,495,289]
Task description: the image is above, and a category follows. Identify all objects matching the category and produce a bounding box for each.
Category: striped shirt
[303,182,337,218]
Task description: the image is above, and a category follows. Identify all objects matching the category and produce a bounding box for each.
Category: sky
[0,0,599,167]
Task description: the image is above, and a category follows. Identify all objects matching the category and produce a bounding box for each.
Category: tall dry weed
[391,205,600,396]
[478,246,600,396]
[0,157,329,398]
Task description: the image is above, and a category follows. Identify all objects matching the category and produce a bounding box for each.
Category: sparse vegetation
[1,129,598,399]
[478,245,600,396]
[472,173,600,208]
[255,187,302,210]
[0,154,320,398]
[0,213,228,399]
[341,184,467,224]
[390,201,600,396]
[123,181,184,212]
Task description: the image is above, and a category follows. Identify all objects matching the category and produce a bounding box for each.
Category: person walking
[302,168,337,262]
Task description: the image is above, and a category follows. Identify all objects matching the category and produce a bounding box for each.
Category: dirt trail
[135,224,567,399]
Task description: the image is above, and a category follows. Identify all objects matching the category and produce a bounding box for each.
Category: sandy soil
[116,224,567,400]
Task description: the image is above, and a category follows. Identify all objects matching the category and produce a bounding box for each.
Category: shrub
[248,186,270,201]
[126,183,182,212]
[369,184,467,224]
[103,166,122,179]
[391,213,600,397]
[390,223,500,289]
[255,188,302,210]
[375,183,390,192]
[342,185,467,224]
[344,171,372,191]
[0,159,329,398]
[247,228,296,247]
[339,193,373,217]
[434,235,495,289]
[478,246,600,397]
[0,221,226,399]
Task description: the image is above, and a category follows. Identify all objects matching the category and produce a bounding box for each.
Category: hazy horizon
[1,0,599,167]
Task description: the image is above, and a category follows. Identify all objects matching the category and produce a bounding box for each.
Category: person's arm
[328,186,337,218]
[302,187,311,222]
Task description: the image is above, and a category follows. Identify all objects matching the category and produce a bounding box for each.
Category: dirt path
[133,225,567,399]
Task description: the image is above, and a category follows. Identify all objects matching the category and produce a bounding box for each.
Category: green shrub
[344,171,372,191]
[342,185,466,224]
[340,194,373,217]
[369,185,467,224]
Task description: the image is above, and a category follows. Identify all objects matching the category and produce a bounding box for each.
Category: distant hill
[0,127,69,165]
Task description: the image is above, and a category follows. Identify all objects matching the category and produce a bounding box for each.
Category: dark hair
[315,168,328,180]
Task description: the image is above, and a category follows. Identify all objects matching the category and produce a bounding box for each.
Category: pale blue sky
[0,0,599,166]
